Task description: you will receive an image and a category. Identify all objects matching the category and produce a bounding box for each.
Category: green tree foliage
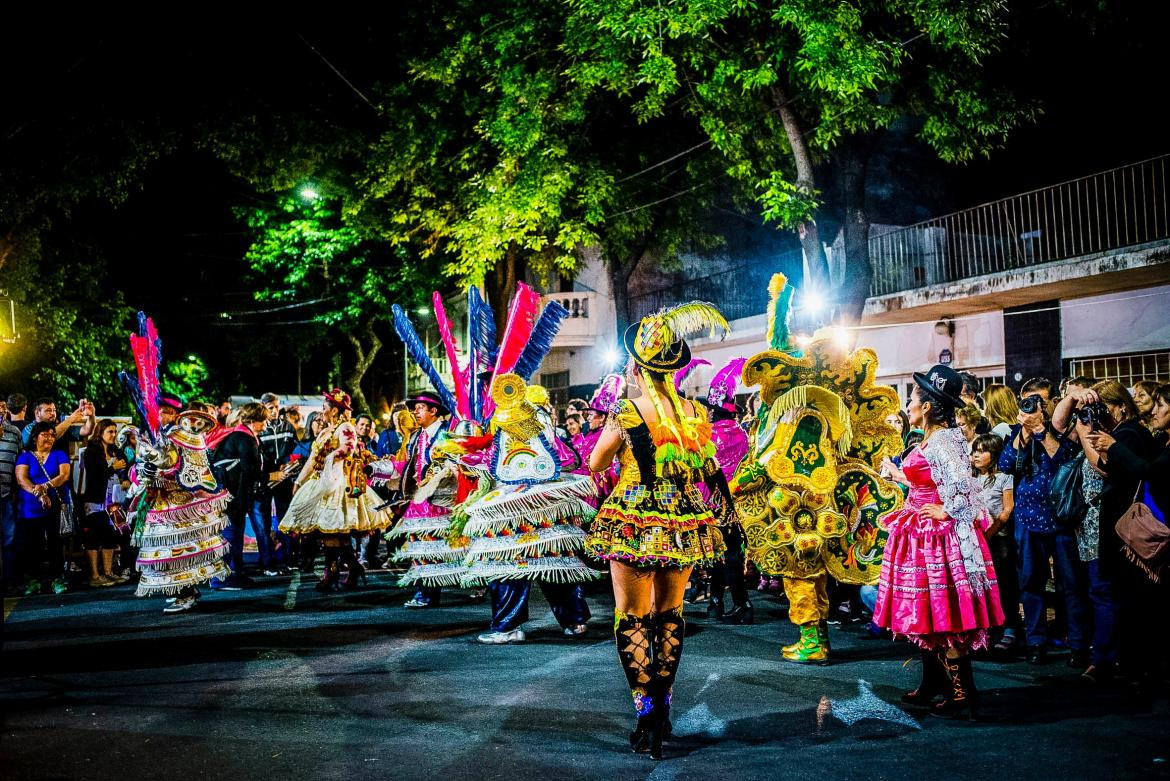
[564,0,1038,319]
[238,192,435,411]
[0,232,134,410]
[162,356,211,405]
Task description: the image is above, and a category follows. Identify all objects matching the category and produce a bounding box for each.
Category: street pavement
[2,572,1167,780]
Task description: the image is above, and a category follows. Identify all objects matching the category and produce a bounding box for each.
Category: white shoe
[563,624,587,637]
[163,597,196,614]
[476,629,526,644]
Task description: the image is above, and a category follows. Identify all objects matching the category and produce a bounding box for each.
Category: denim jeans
[1,498,19,587]
[1016,526,1090,650]
[247,498,275,570]
[1086,558,1118,667]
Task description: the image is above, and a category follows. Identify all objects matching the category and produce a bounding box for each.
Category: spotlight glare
[300,187,319,201]
[604,348,620,366]
[803,289,826,315]
[832,326,853,351]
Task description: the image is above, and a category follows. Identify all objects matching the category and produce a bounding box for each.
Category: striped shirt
[0,422,23,499]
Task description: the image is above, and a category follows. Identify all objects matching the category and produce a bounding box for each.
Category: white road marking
[283,570,301,611]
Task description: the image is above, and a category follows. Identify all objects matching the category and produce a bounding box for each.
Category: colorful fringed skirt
[460,475,602,585]
[134,487,232,596]
[584,476,724,569]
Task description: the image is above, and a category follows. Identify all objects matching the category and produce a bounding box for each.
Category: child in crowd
[971,433,1020,653]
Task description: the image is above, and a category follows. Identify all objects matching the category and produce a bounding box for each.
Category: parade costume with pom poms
[118,313,231,610]
[585,301,732,759]
[584,302,732,569]
[731,274,905,663]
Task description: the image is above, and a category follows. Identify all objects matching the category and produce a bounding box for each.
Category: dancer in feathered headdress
[583,301,731,760]
[570,373,625,506]
[458,373,601,643]
[118,313,232,614]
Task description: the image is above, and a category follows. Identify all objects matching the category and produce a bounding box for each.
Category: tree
[239,193,436,412]
[350,0,733,336]
[565,0,1038,321]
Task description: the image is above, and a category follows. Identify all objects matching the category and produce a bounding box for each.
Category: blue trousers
[247,498,276,570]
[1016,526,1090,650]
[1086,558,1118,667]
[1,498,19,587]
[489,580,591,632]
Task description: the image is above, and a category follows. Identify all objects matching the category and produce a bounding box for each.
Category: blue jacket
[998,424,1075,534]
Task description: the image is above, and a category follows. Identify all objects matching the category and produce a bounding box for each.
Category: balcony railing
[869,154,1170,297]
[546,292,601,347]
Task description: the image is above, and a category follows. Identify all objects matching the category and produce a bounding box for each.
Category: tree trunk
[770,86,830,293]
[486,243,526,335]
[838,134,878,324]
[606,245,645,341]
[344,318,382,414]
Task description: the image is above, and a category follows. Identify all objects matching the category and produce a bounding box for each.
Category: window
[1068,351,1170,387]
[541,370,571,409]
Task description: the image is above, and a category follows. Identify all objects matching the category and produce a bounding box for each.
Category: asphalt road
[2,573,1167,781]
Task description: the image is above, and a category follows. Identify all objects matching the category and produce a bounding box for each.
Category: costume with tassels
[386,287,500,594]
[390,284,600,638]
[279,388,395,591]
[731,274,905,663]
[584,303,733,569]
[118,313,231,612]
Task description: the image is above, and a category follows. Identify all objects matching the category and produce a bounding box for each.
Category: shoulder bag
[1116,480,1169,582]
[36,454,75,536]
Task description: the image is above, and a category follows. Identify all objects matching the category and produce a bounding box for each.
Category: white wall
[855,310,1005,377]
[1061,284,1170,359]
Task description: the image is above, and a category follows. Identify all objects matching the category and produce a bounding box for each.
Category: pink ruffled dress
[872,428,1005,651]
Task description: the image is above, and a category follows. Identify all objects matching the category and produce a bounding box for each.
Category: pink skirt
[872,508,1005,651]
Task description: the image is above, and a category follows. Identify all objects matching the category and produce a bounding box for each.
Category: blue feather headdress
[392,304,459,416]
[512,298,569,381]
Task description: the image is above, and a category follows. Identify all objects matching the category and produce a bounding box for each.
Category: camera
[1075,401,1108,429]
[1019,394,1044,414]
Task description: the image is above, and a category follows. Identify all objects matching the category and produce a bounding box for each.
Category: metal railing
[869,154,1170,297]
[629,250,805,323]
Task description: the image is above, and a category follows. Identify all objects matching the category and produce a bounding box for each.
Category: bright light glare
[794,334,812,348]
[832,326,853,351]
[604,348,620,365]
[300,187,319,201]
[803,289,826,315]
[187,354,198,362]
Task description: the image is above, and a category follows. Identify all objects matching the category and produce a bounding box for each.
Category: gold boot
[782,622,830,665]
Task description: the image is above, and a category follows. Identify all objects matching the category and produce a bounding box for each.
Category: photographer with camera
[1053,380,1155,682]
[999,378,1090,667]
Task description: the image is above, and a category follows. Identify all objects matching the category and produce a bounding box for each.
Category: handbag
[36,455,75,536]
[1115,481,1169,582]
[1048,450,1087,528]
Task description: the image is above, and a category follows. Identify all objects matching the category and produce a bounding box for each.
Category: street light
[299,186,319,201]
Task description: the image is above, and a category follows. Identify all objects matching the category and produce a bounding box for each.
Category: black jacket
[1102,428,1169,519]
[212,430,261,519]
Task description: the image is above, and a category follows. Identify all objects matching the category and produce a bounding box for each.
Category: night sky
[5,8,1166,399]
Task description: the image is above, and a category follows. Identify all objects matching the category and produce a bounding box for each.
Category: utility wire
[297,32,377,111]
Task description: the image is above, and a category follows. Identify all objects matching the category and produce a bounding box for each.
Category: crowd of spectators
[0,391,410,597]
